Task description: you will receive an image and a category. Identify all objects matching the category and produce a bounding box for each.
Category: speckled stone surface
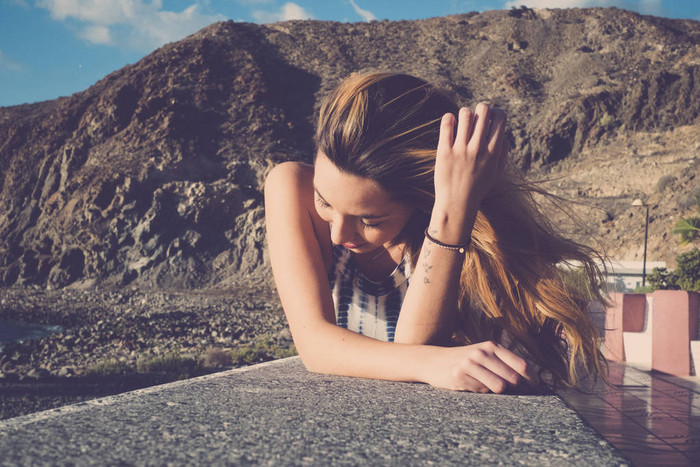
[0,357,627,466]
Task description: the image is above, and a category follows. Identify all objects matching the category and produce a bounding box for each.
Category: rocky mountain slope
[0,7,698,290]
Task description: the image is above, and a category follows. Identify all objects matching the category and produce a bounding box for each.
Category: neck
[353,244,405,280]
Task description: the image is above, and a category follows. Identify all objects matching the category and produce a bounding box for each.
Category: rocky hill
[1,7,698,290]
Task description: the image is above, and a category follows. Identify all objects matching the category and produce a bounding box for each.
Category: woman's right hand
[424,341,539,393]
[430,103,508,244]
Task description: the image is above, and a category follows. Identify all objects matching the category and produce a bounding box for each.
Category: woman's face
[313,151,415,254]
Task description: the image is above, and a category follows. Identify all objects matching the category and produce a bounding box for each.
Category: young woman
[265,72,606,393]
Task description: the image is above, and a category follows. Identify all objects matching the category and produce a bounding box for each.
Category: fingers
[454,107,474,148]
[453,373,491,394]
[478,348,522,387]
[487,108,506,154]
[488,108,508,175]
[433,343,539,394]
[458,342,539,394]
[437,112,455,153]
[465,358,518,394]
[467,102,490,155]
[440,104,506,156]
[492,344,539,388]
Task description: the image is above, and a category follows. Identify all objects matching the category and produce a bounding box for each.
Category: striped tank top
[328,244,412,342]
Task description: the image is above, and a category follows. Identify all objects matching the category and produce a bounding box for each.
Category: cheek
[384,211,416,242]
[315,205,331,223]
[369,222,406,244]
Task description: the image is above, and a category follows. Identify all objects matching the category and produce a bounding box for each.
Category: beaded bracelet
[424,228,470,254]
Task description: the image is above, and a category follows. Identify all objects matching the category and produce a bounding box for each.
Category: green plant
[230,335,297,366]
[644,194,700,292]
[136,352,201,378]
[201,336,297,369]
[647,267,679,291]
[647,250,700,292]
[673,217,700,244]
[674,249,700,292]
[203,347,234,367]
[86,359,132,376]
[673,194,700,244]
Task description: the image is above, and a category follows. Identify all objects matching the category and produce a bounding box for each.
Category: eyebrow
[313,187,390,219]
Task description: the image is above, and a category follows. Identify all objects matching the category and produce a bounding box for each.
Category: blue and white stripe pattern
[328,244,411,342]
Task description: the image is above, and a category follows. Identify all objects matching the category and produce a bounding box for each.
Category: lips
[343,242,363,249]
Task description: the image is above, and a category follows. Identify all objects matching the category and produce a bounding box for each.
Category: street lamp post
[632,199,649,287]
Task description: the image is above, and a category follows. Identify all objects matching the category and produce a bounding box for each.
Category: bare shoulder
[264,161,332,269]
[265,161,314,197]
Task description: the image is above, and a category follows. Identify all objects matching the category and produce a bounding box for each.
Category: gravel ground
[0,286,293,420]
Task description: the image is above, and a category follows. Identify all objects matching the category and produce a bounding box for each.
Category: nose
[329,215,357,245]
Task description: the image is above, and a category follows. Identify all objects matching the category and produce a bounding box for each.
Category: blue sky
[1,0,699,107]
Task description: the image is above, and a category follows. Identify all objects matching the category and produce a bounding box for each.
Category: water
[0,321,63,352]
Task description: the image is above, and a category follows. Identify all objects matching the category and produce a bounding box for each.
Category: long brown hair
[315,71,607,388]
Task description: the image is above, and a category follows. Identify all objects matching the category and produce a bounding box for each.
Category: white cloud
[37,0,225,50]
[349,0,376,22]
[80,24,112,44]
[38,0,136,24]
[0,50,24,72]
[252,2,314,23]
[134,4,222,47]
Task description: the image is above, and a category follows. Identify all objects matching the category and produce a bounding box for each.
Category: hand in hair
[397,104,509,346]
[429,103,507,245]
[424,341,539,393]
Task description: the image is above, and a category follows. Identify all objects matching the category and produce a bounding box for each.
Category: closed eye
[315,193,384,228]
[315,197,331,209]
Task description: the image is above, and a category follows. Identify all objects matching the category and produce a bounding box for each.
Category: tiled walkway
[559,362,700,466]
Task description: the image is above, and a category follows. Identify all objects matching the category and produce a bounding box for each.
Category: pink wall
[604,291,700,376]
[604,293,646,362]
[651,291,699,376]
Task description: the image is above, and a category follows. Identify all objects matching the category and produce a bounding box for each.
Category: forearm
[394,104,505,345]
[293,317,441,383]
[394,205,477,344]
[294,319,538,394]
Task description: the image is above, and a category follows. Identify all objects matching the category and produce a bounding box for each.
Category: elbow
[297,347,323,373]
[296,348,334,375]
[289,322,339,375]
[299,357,326,375]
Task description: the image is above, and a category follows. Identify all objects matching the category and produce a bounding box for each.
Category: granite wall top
[0,357,627,466]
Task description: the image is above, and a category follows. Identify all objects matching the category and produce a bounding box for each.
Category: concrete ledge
[0,357,626,466]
